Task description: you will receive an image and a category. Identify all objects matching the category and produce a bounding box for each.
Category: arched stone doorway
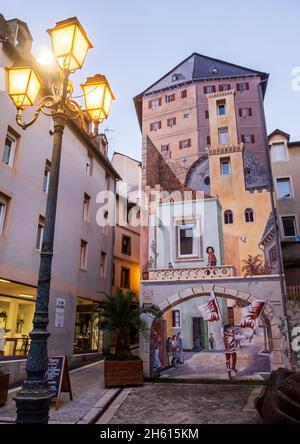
[140,283,286,378]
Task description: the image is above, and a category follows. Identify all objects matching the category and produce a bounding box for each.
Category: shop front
[73,297,102,354]
[0,279,36,358]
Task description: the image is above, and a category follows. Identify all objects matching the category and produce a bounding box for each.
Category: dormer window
[172,74,179,81]
[211,67,218,75]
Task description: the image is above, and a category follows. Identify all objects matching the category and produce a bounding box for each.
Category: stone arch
[141,284,283,377]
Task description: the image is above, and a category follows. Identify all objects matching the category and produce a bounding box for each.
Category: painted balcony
[147,265,236,281]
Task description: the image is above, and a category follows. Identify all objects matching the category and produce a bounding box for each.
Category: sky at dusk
[1,0,300,160]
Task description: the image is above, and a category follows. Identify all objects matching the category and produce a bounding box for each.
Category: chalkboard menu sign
[46,355,73,410]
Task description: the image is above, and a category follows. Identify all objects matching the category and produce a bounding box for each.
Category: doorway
[192,317,207,351]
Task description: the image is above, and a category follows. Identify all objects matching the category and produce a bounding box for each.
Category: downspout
[257,80,292,366]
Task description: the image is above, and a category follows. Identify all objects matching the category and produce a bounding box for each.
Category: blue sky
[2,0,300,160]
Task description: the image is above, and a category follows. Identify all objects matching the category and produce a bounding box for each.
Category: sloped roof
[134,52,269,128]
[268,129,290,141]
[260,213,274,245]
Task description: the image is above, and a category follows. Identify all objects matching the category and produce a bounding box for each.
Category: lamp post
[6,17,114,424]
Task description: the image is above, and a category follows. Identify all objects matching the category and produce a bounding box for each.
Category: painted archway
[140,283,286,378]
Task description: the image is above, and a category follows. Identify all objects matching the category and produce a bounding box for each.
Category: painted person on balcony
[206,246,217,267]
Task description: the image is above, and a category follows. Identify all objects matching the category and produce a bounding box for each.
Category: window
[0,197,8,236]
[242,134,255,144]
[165,93,175,103]
[224,210,233,224]
[207,136,211,145]
[211,67,218,74]
[86,153,93,175]
[239,108,252,118]
[120,267,130,289]
[244,208,254,223]
[83,193,91,221]
[148,98,162,109]
[100,251,106,277]
[205,110,209,119]
[217,99,226,116]
[172,74,179,81]
[220,157,231,175]
[42,160,51,193]
[181,89,187,99]
[178,223,197,256]
[219,84,231,91]
[237,82,249,92]
[80,240,88,269]
[271,143,288,162]
[35,216,45,251]
[167,117,176,127]
[74,298,101,353]
[218,127,228,145]
[204,85,216,94]
[2,133,16,167]
[282,216,296,237]
[161,144,169,152]
[121,235,131,255]
[172,309,181,328]
[179,139,191,149]
[183,113,189,119]
[276,178,292,199]
[150,121,161,131]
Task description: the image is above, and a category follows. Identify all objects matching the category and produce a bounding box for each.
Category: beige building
[111,152,141,297]
[0,15,120,380]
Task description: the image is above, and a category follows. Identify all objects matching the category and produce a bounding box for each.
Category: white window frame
[220,157,231,176]
[217,100,226,116]
[43,161,51,193]
[281,215,298,238]
[275,176,293,199]
[0,199,7,235]
[150,99,159,109]
[2,132,16,167]
[80,240,88,270]
[271,141,288,162]
[218,127,229,145]
[36,217,45,251]
[177,221,199,259]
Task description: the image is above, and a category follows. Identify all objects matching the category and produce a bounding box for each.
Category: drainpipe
[257,80,292,366]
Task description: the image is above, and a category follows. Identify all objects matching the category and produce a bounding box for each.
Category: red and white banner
[197,291,221,321]
[240,300,266,331]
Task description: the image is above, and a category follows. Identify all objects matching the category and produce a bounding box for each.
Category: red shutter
[179,141,182,149]
[212,86,216,93]
[246,82,249,90]
[181,89,187,98]
[203,86,207,94]
[239,108,242,117]
[248,108,252,116]
[251,134,255,143]
[205,110,209,119]
[188,138,191,147]
[167,119,170,127]
[237,83,240,91]
[148,100,152,109]
[207,136,211,145]
[219,84,223,92]
[174,117,176,125]
[158,97,162,106]
[150,123,153,131]
[158,121,162,129]
[172,93,175,101]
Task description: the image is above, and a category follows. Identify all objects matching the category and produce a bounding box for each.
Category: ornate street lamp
[6,17,114,424]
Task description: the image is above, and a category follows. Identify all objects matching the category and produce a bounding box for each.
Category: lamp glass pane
[8,68,32,107]
[51,24,75,68]
[27,70,41,105]
[83,83,105,121]
[103,87,113,118]
[72,26,89,69]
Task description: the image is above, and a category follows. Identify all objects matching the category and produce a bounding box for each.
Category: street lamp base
[14,383,54,424]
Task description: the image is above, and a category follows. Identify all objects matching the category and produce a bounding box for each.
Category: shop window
[2,131,16,167]
[172,309,181,328]
[43,160,51,193]
[122,235,131,255]
[73,297,101,354]
[121,267,130,289]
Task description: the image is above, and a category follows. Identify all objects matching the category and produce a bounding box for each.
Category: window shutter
[237,83,240,91]
[205,110,209,119]
[207,136,211,145]
[219,84,223,92]
[246,82,249,90]
[148,101,152,109]
[150,123,153,131]
[179,141,182,149]
[188,139,191,147]
[203,86,207,94]
[241,135,245,143]
[212,86,216,93]
[239,108,242,117]
[251,134,255,143]
[174,117,176,125]
[158,97,162,106]
[158,121,162,129]
[248,108,252,116]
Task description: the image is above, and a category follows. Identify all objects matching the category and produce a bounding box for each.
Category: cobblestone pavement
[0,360,110,423]
[160,332,270,381]
[107,383,264,424]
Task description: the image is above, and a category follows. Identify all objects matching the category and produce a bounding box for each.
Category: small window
[36,216,45,251]
[0,196,8,235]
[148,98,162,109]
[271,143,288,162]
[161,144,169,152]
[178,223,197,256]
[165,93,175,103]
[167,117,176,127]
[122,235,131,256]
[100,251,106,277]
[205,110,209,119]
[239,108,252,118]
[220,157,231,175]
[43,160,51,193]
[179,139,191,149]
[183,113,189,119]
[2,133,16,167]
[219,84,231,91]
[282,216,296,237]
[242,134,255,144]
[276,178,292,199]
[224,210,233,224]
[211,67,218,74]
[80,240,88,270]
[172,309,181,328]
[83,193,91,222]
[217,99,226,116]
[237,82,249,92]
[172,74,179,81]
[181,90,187,99]
[150,121,161,131]
[218,127,228,145]
[204,85,216,94]
[121,267,130,289]
[86,153,93,175]
[245,208,254,223]
[207,135,211,145]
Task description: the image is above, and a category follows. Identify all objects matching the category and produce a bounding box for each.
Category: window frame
[83,193,91,222]
[2,132,17,167]
[218,127,229,145]
[244,208,255,223]
[271,142,288,162]
[224,209,234,225]
[121,234,131,256]
[120,266,130,289]
[281,215,297,238]
[276,176,293,199]
[0,199,7,236]
[172,309,181,328]
[179,139,191,149]
[220,157,231,176]
[80,239,88,270]
[217,99,226,116]
[35,216,45,251]
[165,93,175,103]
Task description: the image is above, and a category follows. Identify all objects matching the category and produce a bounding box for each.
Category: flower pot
[104,357,143,388]
[0,373,9,407]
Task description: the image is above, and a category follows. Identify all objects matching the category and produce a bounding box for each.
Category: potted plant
[142,257,154,280]
[100,289,161,388]
[0,369,9,407]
